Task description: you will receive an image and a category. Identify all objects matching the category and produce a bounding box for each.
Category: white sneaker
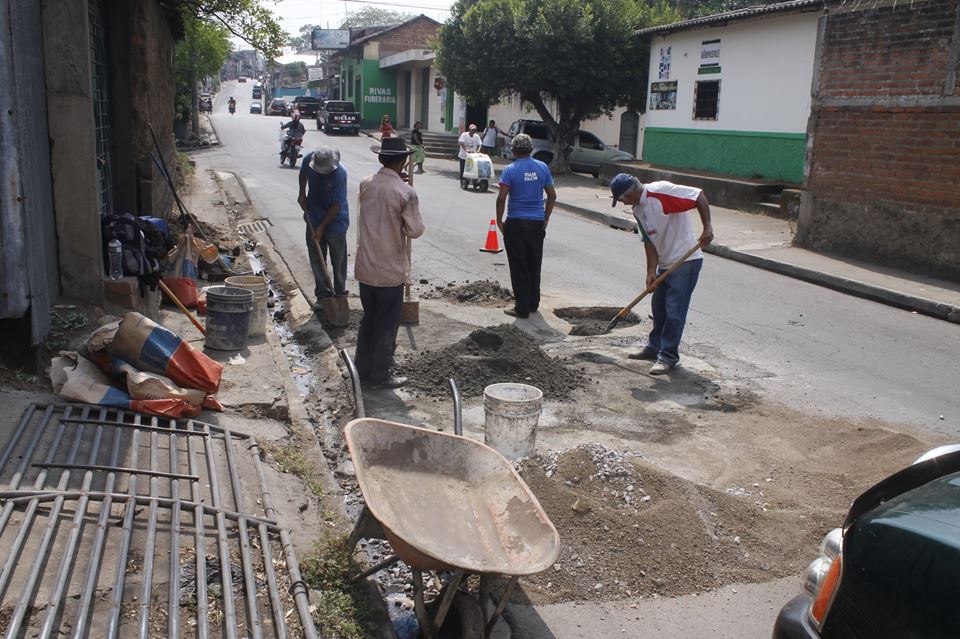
[649,360,673,375]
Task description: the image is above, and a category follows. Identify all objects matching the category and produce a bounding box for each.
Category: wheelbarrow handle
[448,379,463,436]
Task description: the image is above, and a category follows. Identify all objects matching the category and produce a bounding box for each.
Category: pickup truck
[317,100,360,135]
[292,96,323,118]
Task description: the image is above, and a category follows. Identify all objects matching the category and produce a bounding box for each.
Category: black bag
[101,213,165,282]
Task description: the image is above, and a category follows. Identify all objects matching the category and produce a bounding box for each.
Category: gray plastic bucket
[225,275,268,337]
[483,383,543,460]
[205,286,254,351]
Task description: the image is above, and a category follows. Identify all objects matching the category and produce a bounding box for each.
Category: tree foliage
[174,14,232,125]
[436,0,681,172]
[289,24,320,52]
[180,0,286,61]
[340,7,416,29]
[282,62,309,84]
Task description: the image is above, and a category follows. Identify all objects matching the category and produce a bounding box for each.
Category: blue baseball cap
[609,173,637,207]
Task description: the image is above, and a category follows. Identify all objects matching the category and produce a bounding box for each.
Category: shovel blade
[322,296,351,327]
[399,298,419,325]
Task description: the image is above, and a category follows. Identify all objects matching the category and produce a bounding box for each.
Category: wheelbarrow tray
[344,418,560,575]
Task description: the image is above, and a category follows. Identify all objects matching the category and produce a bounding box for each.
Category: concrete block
[103,277,159,320]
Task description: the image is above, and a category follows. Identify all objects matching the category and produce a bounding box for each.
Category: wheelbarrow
[338,350,560,638]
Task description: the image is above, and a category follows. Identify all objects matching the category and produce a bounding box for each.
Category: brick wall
[800,0,960,280]
[372,17,439,58]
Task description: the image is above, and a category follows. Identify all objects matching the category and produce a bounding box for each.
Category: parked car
[252,86,262,99]
[238,76,247,83]
[292,96,323,119]
[773,444,960,639]
[504,119,634,177]
[317,100,360,135]
[249,102,262,114]
[267,98,290,117]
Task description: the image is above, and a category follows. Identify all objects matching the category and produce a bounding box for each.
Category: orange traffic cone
[479,218,504,253]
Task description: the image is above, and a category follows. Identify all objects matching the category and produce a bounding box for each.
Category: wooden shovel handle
[617,241,704,319]
[159,279,206,336]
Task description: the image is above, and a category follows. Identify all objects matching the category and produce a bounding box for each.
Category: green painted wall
[642,128,806,184]
[358,60,397,128]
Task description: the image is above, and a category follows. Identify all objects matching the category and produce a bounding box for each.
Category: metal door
[619,110,640,158]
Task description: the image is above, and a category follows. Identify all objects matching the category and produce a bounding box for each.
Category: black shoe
[504,308,529,319]
[627,349,658,361]
[366,375,407,389]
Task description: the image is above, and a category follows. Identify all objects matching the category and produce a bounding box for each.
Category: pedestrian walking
[410,121,425,173]
[457,123,482,178]
[380,114,396,138]
[481,119,501,156]
[298,146,349,306]
[495,133,556,319]
[354,137,426,388]
[609,173,714,375]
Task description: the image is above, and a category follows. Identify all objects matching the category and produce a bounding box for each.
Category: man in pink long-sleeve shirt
[354,137,426,388]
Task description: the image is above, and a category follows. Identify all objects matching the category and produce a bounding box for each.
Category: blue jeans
[645,258,702,366]
[306,227,347,299]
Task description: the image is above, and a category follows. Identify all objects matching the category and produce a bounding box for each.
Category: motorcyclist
[280,111,306,157]
[228,97,236,114]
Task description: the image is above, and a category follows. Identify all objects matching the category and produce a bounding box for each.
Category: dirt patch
[516,444,839,605]
[399,324,584,399]
[554,306,640,336]
[427,280,514,306]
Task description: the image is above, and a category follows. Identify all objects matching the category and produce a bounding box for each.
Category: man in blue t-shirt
[495,133,557,318]
[298,146,349,305]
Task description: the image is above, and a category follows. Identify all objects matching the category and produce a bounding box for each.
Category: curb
[552,198,960,325]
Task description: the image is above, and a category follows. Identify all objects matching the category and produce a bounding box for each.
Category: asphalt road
[208,82,960,439]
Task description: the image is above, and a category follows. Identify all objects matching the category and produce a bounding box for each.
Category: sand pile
[399,324,583,399]
[516,444,823,604]
[428,280,514,306]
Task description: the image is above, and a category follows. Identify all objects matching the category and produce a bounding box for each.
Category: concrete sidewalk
[550,172,960,324]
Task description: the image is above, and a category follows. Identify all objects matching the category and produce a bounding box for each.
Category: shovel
[399,155,420,325]
[311,226,351,327]
[603,241,704,333]
[399,237,419,324]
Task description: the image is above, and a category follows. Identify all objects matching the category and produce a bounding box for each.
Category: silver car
[504,119,634,177]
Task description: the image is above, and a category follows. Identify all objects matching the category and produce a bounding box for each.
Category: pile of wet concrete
[554,306,641,336]
[425,280,514,306]
[399,324,584,399]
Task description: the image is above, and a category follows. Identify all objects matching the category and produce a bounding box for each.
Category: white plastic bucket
[224,275,268,337]
[483,383,543,460]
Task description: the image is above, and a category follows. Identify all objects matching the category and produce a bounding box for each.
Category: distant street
[207,81,960,439]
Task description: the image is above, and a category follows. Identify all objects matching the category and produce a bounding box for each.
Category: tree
[282,62,308,85]
[436,0,681,173]
[175,15,232,134]
[339,7,415,29]
[289,23,320,52]
[180,0,286,61]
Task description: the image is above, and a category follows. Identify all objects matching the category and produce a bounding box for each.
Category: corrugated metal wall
[0,0,59,344]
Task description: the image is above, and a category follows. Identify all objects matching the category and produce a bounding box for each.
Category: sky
[264,0,454,63]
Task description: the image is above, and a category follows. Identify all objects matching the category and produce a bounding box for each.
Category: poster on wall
[658,46,671,80]
[649,81,678,111]
[700,39,721,68]
[311,29,350,50]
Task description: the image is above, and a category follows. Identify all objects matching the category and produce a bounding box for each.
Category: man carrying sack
[354,137,426,389]
[298,146,349,308]
[609,173,713,375]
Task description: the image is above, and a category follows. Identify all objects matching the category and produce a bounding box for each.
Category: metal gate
[0,405,319,638]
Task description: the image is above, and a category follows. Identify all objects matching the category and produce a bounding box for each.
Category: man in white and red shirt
[609,173,714,374]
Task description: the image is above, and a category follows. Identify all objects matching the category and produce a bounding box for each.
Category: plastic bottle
[108,239,123,280]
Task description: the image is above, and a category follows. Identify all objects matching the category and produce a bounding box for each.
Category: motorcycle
[228,100,236,115]
[279,131,303,168]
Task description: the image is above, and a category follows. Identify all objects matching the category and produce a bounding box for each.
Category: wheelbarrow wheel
[420,592,484,639]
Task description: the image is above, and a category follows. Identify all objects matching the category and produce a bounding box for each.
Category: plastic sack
[162,232,220,308]
[50,352,203,419]
[109,311,223,394]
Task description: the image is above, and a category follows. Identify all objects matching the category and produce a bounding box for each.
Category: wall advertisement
[649,81,678,111]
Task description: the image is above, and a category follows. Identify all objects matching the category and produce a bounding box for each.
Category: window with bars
[89,0,113,216]
[693,80,720,121]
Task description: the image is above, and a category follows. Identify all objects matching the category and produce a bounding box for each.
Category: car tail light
[803,527,843,628]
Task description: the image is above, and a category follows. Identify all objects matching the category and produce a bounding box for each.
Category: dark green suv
[774,445,960,639]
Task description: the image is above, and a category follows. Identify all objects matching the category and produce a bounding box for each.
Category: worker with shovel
[354,137,425,388]
[298,146,350,310]
[609,173,713,375]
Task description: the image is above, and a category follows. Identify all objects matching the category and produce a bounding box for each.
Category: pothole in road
[554,306,641,336]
